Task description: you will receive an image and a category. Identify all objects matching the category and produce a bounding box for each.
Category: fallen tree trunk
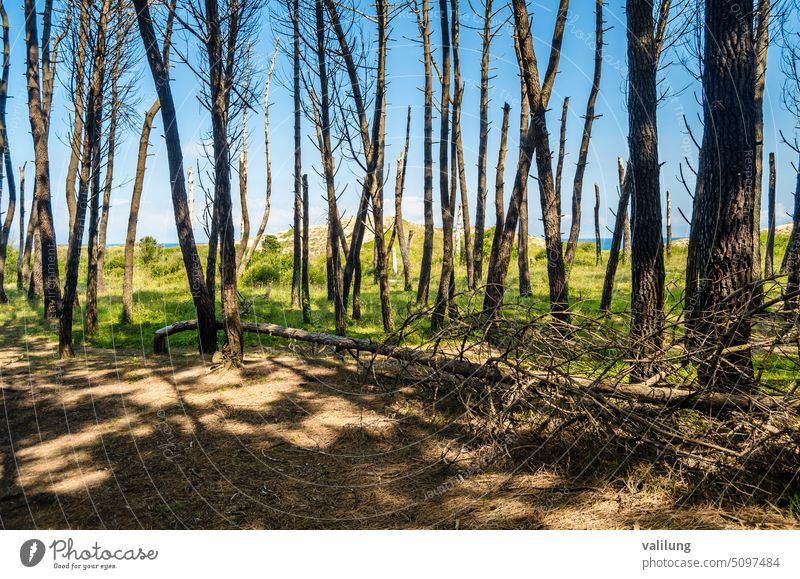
[152,320,798,413]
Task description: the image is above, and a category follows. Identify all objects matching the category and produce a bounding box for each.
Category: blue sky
[3,0,798,245]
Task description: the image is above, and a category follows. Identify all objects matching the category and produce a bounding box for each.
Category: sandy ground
[1,328,797,529]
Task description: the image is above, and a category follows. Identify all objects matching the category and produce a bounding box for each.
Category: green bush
[105,255,125,273]
[138,236,161,265]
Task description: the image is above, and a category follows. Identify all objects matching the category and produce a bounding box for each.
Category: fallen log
[152,320,798,413]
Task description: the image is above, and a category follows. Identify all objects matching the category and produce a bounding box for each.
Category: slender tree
[626,0,665,380]
[16,163,24,289]
[765,152,776,277]
[133,0,218,354]
[415,0,434,305]
[600,159,631,312]
[0,0,15,304]
[564,0,603,270]
[24,0,61,318]
[472,0,493,284]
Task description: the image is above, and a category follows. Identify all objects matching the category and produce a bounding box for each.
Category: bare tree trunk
[371,0,392,332]
[751,0,770,297]
[205,0,243,362]
[686,0,757,390]
[564,0,603,270]
[785,160,800,310]
[236,48,251,270]
[121,100,159,324]
[238,44,278,279]
[16,163,24,289]
[29,208,42,299]
[594,183,601,266]
[600,160,630,312]
[555,96,569,209]
[24,0,60,319]
[627,0,665,380]
[473,0,492,284]
[64,0,87,235]
[450,0,472,290]
[96,10,124,296]
[764,152,776,278]
[290,0,303,311]
[310,2,344,334]
[622,199,631,264]
[395,106,413,291]
[133,0,217,354]
[665,189,672,257]
[61,0,110,355]
[490,0,568,322]
[0,0,15,304]
[416,0,434,305]
[301,174,310,323]
[485,103,511,305]
[513,31,531,298]
[431,0,453,330]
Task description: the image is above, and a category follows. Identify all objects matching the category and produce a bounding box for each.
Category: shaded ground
[1,324,797,530]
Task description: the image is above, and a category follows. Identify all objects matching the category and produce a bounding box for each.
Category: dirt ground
[1,329,797,529]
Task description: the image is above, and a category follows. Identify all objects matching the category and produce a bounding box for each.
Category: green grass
[0,225,796,389]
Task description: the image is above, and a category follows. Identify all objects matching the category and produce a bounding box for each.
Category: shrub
[138,236,161,265]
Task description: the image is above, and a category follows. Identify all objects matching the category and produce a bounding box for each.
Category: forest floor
[1,333,797,530]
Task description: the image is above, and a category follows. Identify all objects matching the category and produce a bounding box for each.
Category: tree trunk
[416,0,434,306]
[473,0,492,284]
[600,160,631,312]
[751,0,770,298]
[96,10,123,296]
[311,1,345,335]
[764,152,775,278]
[24,0,60,319]
[301,174,310,323]
[431,0,453,330]
[236,49,251,270]
[121,100,159,324]
[492,0,568,323]
[627,0,665,381]
[238,44,278,279]
[513,31,531,299]
[686,0,757,390]
[64,0,87,235]
[485,103,511,310]
[60,0,110,356]
[205,0,243,363]
[291,0,302,310]
[594,183,602,266]
[564,0,603,271]
[0,0,15,304]
[784,160,800,310]
[133,0,217,354]
[395,106,413,291]
[665,189,672,257]
[16,163,24,289]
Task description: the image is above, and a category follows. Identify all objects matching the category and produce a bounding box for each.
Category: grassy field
[0,223,795,364]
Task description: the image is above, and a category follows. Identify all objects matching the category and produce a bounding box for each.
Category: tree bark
[627,0,665,380]
[24,0,60,319]
[594,183,602,266]
[205,0,243,363]
[751,0,770,297]
[685,0,757,390]
[60,0,110,356]
[485,102,511,300]
[301,174,310,323]
[291,0,302,310]
[764,152,775,278]
[16,163,24,289]
[431,0,453,330]
[666,189,672,257]
[473,0,492,284]
[64,0,88,235]
[0,0,15,304]
[238,44,279,279]
[395,106,413,291]
[416,0,434,306]
[600,159,631,312]
[133,0,217,354]
[564,0,603,271]
[513,31,531,299]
